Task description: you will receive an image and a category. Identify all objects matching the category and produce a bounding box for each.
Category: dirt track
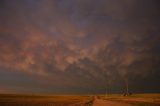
[92,98,134,106]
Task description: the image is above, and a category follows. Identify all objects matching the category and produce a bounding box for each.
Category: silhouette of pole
[124,78,129,96]
[105,73,109,96]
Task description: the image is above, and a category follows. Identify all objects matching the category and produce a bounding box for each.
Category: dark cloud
[0,0,160,94]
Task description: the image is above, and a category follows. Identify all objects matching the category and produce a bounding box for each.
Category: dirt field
[99,93,160,106]
[0,94,93,106]
[93,97,133,106]
[0,94,159,106]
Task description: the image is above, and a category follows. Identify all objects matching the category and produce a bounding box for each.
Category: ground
[0,94,159,106]
[93,96,133,106]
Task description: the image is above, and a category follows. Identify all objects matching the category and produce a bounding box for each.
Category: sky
[0,0,160,94]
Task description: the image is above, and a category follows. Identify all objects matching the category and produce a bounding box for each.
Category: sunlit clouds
[0,0,160,94]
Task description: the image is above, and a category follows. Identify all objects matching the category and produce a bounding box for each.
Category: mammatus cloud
[0,0,160,93]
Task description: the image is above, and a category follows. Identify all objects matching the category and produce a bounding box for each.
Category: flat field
[0,94,93,106]
[0,94,160,106]
[99,93,160,106]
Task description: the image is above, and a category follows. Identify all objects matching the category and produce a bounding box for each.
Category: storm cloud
[0,0,160,94]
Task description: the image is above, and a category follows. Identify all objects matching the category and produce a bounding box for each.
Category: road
[92,98,134,106]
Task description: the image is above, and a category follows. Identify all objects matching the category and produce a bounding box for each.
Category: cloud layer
[0,0,160,94]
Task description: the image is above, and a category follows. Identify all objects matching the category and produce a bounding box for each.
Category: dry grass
[0,93,160,106]
[99,93,160,106]
[0,94,94,106]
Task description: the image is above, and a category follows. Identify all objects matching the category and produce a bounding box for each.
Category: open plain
[0,94,160,106]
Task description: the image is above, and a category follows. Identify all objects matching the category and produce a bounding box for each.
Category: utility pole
[105,82,108,96]
[124,78,129,96]
[105,73,109,97]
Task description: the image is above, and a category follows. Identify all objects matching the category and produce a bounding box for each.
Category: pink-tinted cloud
[0,0,160,94]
